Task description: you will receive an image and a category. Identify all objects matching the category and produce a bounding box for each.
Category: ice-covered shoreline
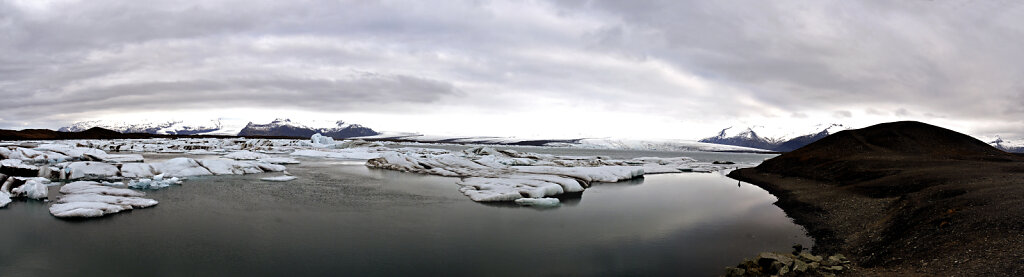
[1,135,756,218]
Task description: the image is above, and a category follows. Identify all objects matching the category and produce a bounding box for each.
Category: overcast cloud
[1,0,1023,139]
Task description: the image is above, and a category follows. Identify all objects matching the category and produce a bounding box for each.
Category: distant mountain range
[237,118,377,138]
[59,118,379,139]
[59,119,224,135]
[700,124,849,152]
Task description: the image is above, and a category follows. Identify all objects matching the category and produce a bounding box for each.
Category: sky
[2,0,1023,140]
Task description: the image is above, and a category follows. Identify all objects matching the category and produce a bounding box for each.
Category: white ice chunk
[49,201,126,218]
[311,133,335,145]
[60,181,145,197]
[50,181,157,218]
[185,149,224,155]
[258,157,300,164]
[153,158,212,177]
[90,153,144,163]
[457,176,568,202]
[65,161,120,179]
[290,149,383,160]
[223,150,270,160]
[198,159,244,175]
[120,163,158,178]
[128,174,181,189]
[260,175,297,182]
[514,166,644,185]
[197,159,272,175]
[255,162,286,172]
[514,197,560,207]
[59,193,158,208]
[10,177,49,199]
[4,147,69,163]
[0,191,10,208]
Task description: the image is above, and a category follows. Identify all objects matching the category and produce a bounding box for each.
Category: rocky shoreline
[724,248,851,277]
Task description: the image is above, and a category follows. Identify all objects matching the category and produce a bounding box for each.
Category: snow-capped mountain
[237,118,378,138]
[987,137,1024,153]
[700,123,849,152]
[59,119,223,135]
[59,118,378,138]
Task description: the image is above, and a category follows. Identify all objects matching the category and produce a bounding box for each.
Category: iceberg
[223,150,270,160]
[1,158,40,177]
[152,158,213,177]
[121,163,158,178]
[1,147,69,163]
[0,191,10,208]
[310,133,336,145]
[50,181,157,218]
[365,147,648,202]
[127,174,181,189]
[260,175,297,182]
[258,157,301,164]
[65,161,120,180]
[290,149,383,160]
[10,177,49,200]
[457,176,570,202]
[198,159,256,175]
[514,197,560,207]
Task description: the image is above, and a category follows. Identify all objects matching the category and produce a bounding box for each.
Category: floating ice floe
[10,177,49,199]
[1,158,41,177]
[128,174,182,189]
[65,161,120,179]
[0,147,69,163]
[258,157,300,164]
[2,134,756,217]
[514,197,560,207]
[261,175,297,182]
[34,144,144,163]
[290,149,384,160]
[310,133,336,145]
[364,146,751,203]
[223,150,270,160]
[199,159,264,175]
[153,158,213,177]
[0,176,50,207]
[49,181,157,218]
[0,191,10,208]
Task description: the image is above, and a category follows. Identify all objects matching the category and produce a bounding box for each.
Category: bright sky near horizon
[2,0,1023,140]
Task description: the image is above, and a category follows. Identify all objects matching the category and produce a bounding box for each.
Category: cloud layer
[2,0,1023,139]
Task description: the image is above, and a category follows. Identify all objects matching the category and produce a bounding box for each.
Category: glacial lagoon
[1,148,810,276]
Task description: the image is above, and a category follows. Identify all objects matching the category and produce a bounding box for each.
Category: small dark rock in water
[792,244,806,255]
[712,161,736,164]
[725,251,851,277]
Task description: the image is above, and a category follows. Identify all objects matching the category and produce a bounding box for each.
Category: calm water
[0,149,809,276]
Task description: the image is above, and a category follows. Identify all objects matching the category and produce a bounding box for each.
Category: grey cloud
[833,111,852,118]
[3,74,458,119]
[2,0,1024,138]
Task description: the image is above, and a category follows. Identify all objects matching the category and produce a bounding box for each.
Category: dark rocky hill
[729,121,1024,275]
